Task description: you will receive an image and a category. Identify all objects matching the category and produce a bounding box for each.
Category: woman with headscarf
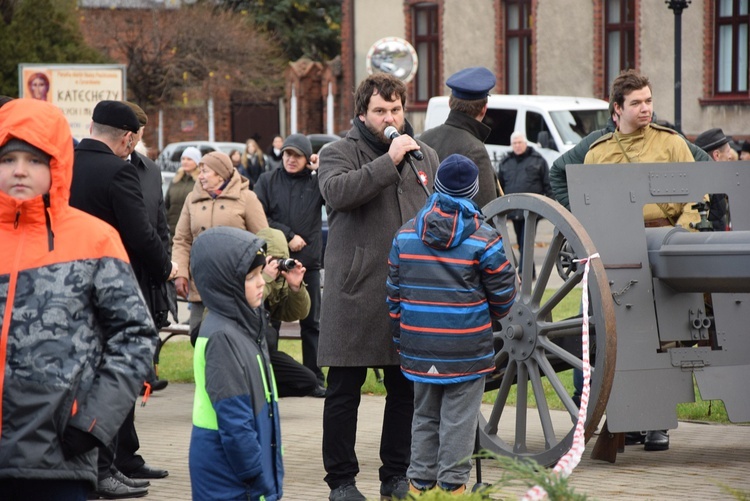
[165,146,202,242]
[172,151,269,331]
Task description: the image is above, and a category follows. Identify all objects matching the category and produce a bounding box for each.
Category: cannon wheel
[478,193,617,467]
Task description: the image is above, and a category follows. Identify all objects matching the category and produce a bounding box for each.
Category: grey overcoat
[317,125,439,367]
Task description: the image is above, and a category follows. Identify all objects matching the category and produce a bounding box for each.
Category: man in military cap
[695,127,732,230]
[419,66,501,208]
[695,128,734,162]
[70,100,176,498]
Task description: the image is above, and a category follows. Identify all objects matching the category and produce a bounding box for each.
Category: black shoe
[329,482,366,501]
[150,378,168,391]
[644,430,669,451]
[140,378,169,396]
[380,475,409,500]
[624,431,646,446]
[112,469,150,488]
[95,475,148,499]
[124,462,169,479]
[310,385,327,398]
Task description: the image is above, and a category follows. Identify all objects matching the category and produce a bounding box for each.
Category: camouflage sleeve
[68,257,157,446]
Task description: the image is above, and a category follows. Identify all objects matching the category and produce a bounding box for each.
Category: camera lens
[276,258,296,271]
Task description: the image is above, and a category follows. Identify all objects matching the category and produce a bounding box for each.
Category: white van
[423,94,610,170]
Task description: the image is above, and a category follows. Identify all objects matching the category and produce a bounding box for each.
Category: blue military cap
[446,67,496,100]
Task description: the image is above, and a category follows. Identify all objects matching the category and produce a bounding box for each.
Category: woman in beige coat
[172,151,268,330]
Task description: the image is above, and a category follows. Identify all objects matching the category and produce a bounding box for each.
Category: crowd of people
[0,64,747,501]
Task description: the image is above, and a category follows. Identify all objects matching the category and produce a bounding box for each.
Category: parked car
[157,141,246,172]
[307,134,340,154]
[424,94,610,172]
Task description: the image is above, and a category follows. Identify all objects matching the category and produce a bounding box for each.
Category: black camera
[276,258,296,271]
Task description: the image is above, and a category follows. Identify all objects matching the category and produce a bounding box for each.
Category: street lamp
[665,0,691,132]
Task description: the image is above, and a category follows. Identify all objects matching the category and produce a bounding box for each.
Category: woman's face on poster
[29,77,48,100]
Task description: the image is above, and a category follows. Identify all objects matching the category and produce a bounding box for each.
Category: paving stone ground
[136,381,750,500]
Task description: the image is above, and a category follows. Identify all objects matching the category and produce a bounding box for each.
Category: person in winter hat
[165,146,202,241]
[172,149,268,333]
[0,98,157,500]
[386,153,517,495]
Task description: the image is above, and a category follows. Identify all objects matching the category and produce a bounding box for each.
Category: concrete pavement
[135,378,750,500]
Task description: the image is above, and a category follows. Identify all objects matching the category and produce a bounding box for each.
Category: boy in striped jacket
[386,154,517,495]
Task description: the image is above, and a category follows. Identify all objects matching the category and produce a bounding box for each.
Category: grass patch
[156,289,732,424]
[156,338,194,383]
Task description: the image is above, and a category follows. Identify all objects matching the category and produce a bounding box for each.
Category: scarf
[353,118,417,172]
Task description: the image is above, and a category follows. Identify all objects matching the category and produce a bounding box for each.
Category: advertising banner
[19,64,127,139]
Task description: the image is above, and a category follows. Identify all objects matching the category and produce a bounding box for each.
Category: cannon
[477,161,750,466]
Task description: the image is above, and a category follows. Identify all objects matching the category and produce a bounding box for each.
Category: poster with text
[19,64,127,139]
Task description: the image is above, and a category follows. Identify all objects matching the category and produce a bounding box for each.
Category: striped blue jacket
[386,192,516,384]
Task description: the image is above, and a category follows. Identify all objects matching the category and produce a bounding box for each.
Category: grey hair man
[497,130,552,276]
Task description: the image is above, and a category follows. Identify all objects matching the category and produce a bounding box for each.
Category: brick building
[340,0,749,140]
[78,0,294,152]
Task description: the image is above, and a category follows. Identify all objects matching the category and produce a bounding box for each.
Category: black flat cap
[92,100,140,133]
[694,128,729,152]
[446,67,496,100]
[742,141,750,154]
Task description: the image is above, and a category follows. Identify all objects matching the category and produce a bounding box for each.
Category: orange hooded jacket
[0,99,157,486]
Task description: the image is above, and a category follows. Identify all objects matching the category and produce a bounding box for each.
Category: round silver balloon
[366,37,418,83]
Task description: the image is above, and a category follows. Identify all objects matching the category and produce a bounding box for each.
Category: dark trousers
[512,219,536,276]
[512,219,527,271]
[300,269,324,383]
[97,406,144,479]
[115,406,145,473]
[270,350,318,397]
[0,479,90,501]
[322,365,413,488]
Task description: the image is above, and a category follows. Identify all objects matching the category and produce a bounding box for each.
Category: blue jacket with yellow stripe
[386,193,517,384]
[189,227,283,501]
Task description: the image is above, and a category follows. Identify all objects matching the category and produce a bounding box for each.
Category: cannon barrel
[646,227,750,293]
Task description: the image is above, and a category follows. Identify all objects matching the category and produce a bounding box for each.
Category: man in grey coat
[419,66,501,209]
[317,73,439,501]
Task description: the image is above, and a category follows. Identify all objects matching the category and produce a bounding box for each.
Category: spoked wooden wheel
[478,194,616,467]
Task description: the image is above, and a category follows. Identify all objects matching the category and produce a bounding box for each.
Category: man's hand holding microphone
[385,126,423,165]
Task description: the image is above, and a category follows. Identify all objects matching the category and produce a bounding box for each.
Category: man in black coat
[254,133,326,394]
[497,131,552,276]
[419,66,501,209]
[70,100,176,498]
[694,127,733,231]
[123,101,175,332]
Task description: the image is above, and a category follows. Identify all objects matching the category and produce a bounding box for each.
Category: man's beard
[365,121,403,143]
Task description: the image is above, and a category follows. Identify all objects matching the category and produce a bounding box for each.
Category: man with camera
[254,134,326,395]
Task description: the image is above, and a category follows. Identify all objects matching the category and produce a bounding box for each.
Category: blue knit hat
[434,154,480,200]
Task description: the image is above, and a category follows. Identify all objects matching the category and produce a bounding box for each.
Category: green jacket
[257,227,311,324]
[164,168,197,240]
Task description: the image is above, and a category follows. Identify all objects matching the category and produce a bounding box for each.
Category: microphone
[384,126,424,161]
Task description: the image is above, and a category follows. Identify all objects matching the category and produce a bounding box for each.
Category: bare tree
[82,3,285,107]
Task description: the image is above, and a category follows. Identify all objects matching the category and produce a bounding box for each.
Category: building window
[412,4,440,104]
[505,0,532,94]
[604,0,635,96]
[715,0,749,95]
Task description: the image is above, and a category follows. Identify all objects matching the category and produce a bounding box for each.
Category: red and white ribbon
[521,253,599,501]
